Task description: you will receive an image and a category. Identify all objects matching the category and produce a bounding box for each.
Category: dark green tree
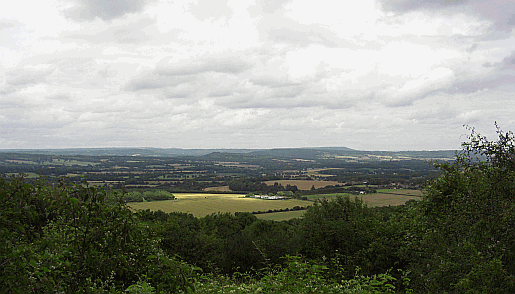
[405,124,515,292]
[0,175,195,293]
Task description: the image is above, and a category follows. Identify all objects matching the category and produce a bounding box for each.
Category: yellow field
[128,193,312,217]
[264,180,342,190]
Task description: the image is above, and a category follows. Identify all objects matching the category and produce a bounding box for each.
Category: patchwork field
[307,189,423,207]
[128,189,422,220]
[264,180,342,190]
[204,185,231,192]
[128,193,312,217]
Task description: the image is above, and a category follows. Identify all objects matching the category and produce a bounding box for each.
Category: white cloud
[1,0,514,150]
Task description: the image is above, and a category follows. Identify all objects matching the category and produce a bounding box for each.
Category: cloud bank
[0,0,514,150]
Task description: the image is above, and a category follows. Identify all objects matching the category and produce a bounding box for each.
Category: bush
[0,176,194,293]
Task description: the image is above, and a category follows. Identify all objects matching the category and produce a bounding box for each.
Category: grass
[360,193,420,206]
[255,210,307,221]
[128,189,422,220]
[302,193,355,200]
[204,186,231,192]
[5,172,40,179]
[306,189,423,207]
[128,193,312,217]
[376,188,423,196]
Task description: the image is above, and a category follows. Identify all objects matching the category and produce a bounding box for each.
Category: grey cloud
[188,0,233,21]
[269,85,305,98]
[378,0,515,31]
[409,108,459,123]
[164,87,194,99]
[63,17,156,44]
[156,56,251,76]
[262,22,341,47]
[208,90,234,97]
[64,0,148,21]
[217,92,355,109]
[112,28,152,44]
[5,68,52,86]
[256,16,380,49]
[467,43,479,53]
[1,67,54,94]
[47,94,73,101]
[124,73,192,91]
[258,0,290,13]
[0,20,20,30]
[249,76,299,88]
[381,68,456,107]
[444,52,515,94]
[378,0,466,12]
[446,74,515,95]
[500,52,515,70]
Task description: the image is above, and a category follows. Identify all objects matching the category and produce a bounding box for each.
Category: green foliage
[299,196,377,269]
[0,175,194,293]
[194,256,400,294]
[124,190,175,202]
[405,124,515,292]
[125,278,156,294]
[3,124,515,293]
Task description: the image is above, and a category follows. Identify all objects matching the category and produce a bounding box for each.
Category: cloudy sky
[1,0,514,150]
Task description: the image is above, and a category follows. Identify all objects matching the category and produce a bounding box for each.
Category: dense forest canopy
[1,126,514,293]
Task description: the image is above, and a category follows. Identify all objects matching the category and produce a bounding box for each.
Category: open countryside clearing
[128,193,312,217]
[128,189,422,220]
[306,189,422,207]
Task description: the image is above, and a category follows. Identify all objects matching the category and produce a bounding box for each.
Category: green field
[128,190,422,220]
[305,189,422,207]
[44,159,99,166]
[376,188,423,196]
[255,210,306,221]
[128,193,312,217]
[5,172,40,179]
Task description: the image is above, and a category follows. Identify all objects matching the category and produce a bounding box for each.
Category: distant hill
[0,147,457,161]
[0,148,257,157]
[249,147,355,159]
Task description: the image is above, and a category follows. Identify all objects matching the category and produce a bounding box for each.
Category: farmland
[128,193,312,217]
[3,129,514,293]
[0,148,436,221]
[128,189,421,220]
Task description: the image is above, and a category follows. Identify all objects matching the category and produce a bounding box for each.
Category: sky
[1,0,514,151]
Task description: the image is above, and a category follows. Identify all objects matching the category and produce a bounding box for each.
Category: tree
[0,176,194,293]
[406,124,515,292]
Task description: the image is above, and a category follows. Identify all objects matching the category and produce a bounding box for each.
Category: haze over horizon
[1,0,514,151]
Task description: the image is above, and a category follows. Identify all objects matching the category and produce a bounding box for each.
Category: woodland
[1,126,515,293]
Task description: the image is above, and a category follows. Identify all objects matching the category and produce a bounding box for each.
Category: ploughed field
[128,189,421,220]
